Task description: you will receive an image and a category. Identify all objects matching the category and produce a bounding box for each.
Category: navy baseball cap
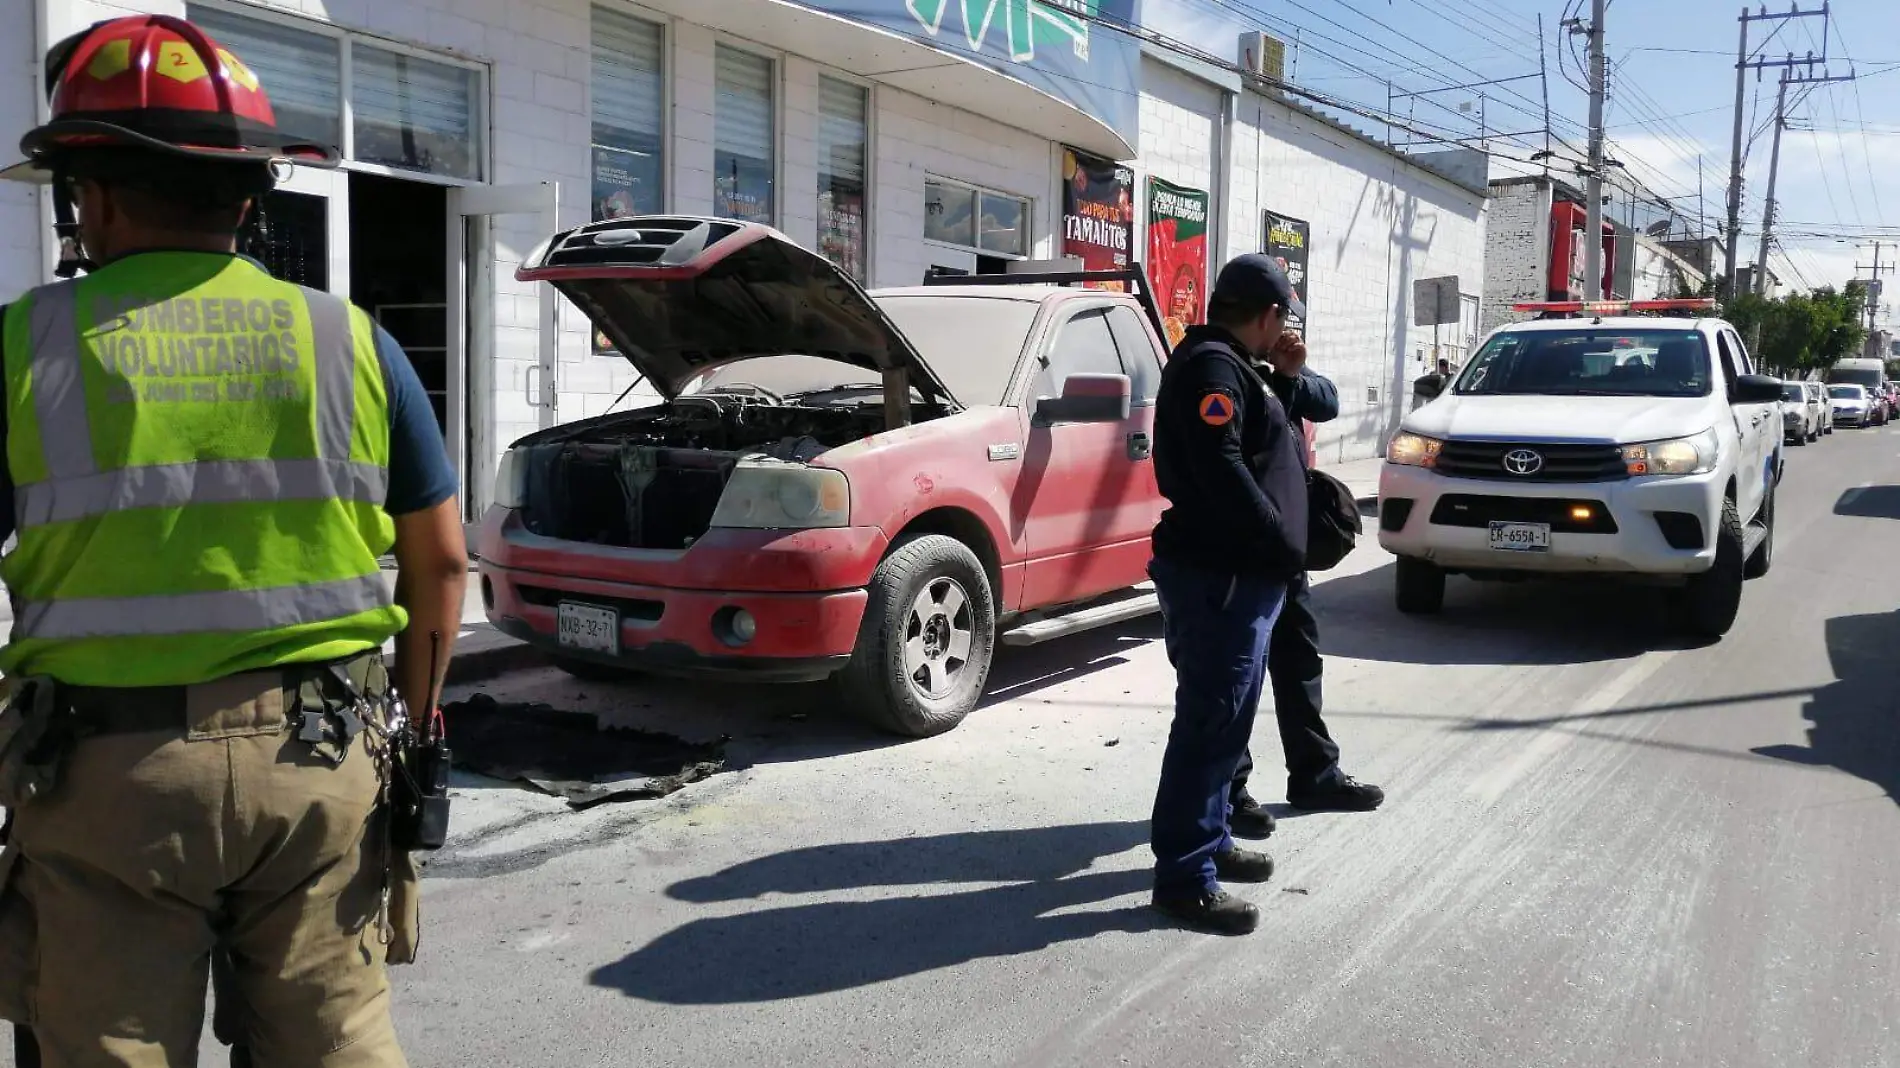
[1212,253,1306,320]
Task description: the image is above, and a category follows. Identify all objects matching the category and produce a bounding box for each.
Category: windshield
[1830,385,1866,399]
[872,295,1040,406]
[681,296,1039,407]
[1782,384,1805,401]
[1829,367,1882,388]
[1455,329,1712,397]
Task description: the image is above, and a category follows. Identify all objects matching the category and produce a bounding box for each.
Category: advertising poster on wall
[591,145,661,354]
[819,185,866,281]
[1146,178,1210,348]
[1062,147,1134,290]
[1262,210,1311,337]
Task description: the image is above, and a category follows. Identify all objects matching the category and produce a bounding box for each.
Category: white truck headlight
[494,447,528,509]
[709,460,851,529]
[1386,431,1444,468]
[1622,429,1719,476]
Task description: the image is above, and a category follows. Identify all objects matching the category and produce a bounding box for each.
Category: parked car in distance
[1806,380,1833,435]
[1828,358,1888,423]
[479,216,1181,737]
[1829,383,1873,427]
[1379,299,1785,640]
[1782,381,1820,445]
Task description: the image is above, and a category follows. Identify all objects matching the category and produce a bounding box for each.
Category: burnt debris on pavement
[444,693,728,809]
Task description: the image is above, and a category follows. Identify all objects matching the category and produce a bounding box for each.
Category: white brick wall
[1482,179,1552,338]
[1227,95,1488,463]
[1629,234,1705,302]
[871,87,1055,288]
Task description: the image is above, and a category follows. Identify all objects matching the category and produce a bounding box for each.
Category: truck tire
[1674,499,1745,639]
[1394,557,1446,615]
[1744,487,1775,579]
[551,655,642,682]
[839,534,997,737]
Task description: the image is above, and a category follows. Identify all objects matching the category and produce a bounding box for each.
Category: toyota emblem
[1502,448,1545,476]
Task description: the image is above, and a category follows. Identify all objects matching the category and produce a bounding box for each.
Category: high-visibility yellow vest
[0,251,408,686]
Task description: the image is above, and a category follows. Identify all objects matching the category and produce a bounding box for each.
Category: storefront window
[351,45,482,180]
[188,4,342,152]
[817,77,868,280]
[926,177,1029,259]
[714,45,775,225]
[592,6,665,220]
[925,179,976,247]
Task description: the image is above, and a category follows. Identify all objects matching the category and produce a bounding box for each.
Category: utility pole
[1583,0,1608,301]
[1755,73,1789,297]
[1856,242,1893,329]
[1724,3,1832,299]
[1756,62,1856,296]
[1538,13,1552,177]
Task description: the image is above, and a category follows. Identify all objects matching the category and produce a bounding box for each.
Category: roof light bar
[1510,298,1720,315]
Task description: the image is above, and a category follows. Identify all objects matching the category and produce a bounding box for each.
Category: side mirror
[1732,374,1787,405]
[1034,373,1132,424]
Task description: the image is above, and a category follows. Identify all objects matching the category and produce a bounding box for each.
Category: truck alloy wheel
[840,533,997,737]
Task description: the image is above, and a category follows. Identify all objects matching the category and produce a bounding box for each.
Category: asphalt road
[18,426,1898,1066]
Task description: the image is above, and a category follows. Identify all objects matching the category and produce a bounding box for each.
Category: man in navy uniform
[1145,254,1310,934]
[1226,337,1385,840]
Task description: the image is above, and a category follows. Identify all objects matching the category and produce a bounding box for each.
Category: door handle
[1127,432,1152,460]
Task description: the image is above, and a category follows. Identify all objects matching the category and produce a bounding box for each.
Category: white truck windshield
[1456,329,1713,398]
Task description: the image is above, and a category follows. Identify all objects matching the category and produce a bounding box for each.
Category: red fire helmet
[2,14,338,182]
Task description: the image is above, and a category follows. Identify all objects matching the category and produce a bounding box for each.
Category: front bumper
[482,562,866,682]
[1376,462,1726,576]
[1834,407,1867,425]
[477,512,884,682]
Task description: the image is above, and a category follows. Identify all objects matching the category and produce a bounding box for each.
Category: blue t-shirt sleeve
[375,324,459,516]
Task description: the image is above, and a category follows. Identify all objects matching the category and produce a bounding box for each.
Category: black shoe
[1287,775,1385,812]
[1212,846,1275,883]
[1229,794,1276,839]
[1151,888,1260,935]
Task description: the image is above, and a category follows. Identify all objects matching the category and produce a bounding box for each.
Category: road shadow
[1312,562,1682,666]
[591,822,1159,1003]
[1753,609,1900,805]
[1834,485,1900,520]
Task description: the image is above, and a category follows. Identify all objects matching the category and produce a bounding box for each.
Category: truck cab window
[1035,309,1123,399]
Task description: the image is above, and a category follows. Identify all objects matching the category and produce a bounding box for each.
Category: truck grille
[1434,440,1628,482]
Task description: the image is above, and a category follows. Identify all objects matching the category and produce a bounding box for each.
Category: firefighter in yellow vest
[0,16,468,1067]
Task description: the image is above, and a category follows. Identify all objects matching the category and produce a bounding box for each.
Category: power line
[1832,17,1888,223]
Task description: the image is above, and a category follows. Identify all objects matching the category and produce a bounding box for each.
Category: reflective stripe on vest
[15,573,391,640]
[11,280,380,533]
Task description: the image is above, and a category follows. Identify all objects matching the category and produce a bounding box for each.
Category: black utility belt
[58,650,385,736]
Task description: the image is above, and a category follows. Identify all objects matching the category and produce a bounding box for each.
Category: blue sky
[1148,0,1899,319]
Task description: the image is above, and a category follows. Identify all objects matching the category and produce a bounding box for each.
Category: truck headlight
[1622,429,1718,476]
[1386,431,1444,468]
[709,460,851,529]
[494,447,527,509]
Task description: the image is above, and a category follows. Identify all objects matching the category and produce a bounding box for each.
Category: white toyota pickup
[1377,303,1787,639]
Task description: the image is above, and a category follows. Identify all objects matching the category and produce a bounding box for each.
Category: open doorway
[350,173,450,435]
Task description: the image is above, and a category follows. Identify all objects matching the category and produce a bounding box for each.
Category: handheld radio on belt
[389,631,451,851]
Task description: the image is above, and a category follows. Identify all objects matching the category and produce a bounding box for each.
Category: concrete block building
[0,0,1488,516]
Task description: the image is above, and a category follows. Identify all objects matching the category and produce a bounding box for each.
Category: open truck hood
[517,216,956,407]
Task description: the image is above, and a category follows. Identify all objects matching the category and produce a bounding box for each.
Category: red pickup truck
[479,216,1306,736]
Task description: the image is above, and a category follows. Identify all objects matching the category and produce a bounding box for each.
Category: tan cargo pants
[0,668,407,1067]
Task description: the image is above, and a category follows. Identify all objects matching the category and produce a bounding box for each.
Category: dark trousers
[1232,572,1343,801]
[1149,558,1287,894]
